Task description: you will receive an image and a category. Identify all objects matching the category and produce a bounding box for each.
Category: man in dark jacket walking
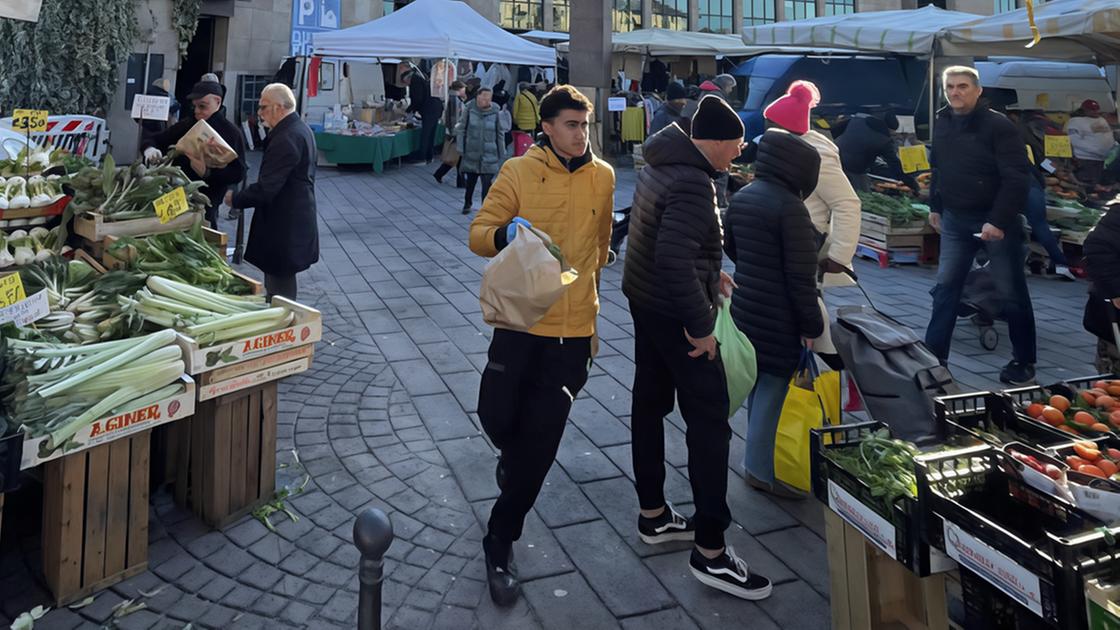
[142,79,245,228]
[1083,201,1120,374]
[926,66,1036,385]
[406,68,445,164]
[224,84,318,300]
[834,112,919,192]
[623,96,773,602]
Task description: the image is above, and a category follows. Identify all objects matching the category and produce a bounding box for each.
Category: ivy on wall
[173,0,203,60]
[0,0,139,115]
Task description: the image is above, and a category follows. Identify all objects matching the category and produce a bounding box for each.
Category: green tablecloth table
[315,125,445,173]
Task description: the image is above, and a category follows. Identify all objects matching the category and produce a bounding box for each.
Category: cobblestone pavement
[0,158,1101,630]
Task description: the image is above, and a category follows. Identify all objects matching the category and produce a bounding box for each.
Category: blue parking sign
[291,0,341,56]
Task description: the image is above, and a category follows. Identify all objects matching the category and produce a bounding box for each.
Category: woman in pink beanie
[762,81,821,135]
[759,79,862,375]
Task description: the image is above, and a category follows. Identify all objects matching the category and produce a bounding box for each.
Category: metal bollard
[354,508,394,630]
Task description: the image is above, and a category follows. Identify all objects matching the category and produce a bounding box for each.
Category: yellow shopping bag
[774,351,841,492]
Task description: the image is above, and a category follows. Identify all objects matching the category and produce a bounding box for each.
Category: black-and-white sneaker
[689,546,772,600]
[638,503,695,544]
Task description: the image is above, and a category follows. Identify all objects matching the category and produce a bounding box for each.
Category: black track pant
[479,329,592,543]
[630,306,732,550]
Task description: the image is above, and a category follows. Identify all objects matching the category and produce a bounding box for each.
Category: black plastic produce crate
[811,420,956,577]
[916,447,1120,628]
[1002,375,1120,440]
[935,390,1077,447]
[0,431,23,493]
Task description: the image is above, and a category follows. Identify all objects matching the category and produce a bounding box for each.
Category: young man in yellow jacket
[469,85,615,606]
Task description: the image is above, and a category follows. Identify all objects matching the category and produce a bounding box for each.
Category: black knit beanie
[691,95,744,141]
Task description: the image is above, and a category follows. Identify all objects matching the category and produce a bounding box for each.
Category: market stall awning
[740,6,981,56]
[557,28,760,57]
[938,0,1120,62]
[311,0,556,66]
[0,0,41,21]
[518,30,570,42]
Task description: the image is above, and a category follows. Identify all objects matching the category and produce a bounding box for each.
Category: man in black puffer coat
[724,129,823,497]
[623,96,774,602]
[1083,201,1120,374]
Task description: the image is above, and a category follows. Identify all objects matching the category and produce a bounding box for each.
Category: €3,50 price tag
[153,187,190,224]
[0,272,27,308]
[12,109,48,132]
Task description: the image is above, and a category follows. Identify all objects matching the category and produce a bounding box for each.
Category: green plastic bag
[714,299,757,418]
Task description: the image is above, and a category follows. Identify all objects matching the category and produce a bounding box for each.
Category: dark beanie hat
[691,95,744,141]
[666,82,687,101]
[883,111,899,131]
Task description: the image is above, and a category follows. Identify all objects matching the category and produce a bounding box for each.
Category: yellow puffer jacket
[512,91,540,132]
[469,143,615,339]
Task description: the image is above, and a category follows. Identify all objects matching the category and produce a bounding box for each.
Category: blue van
[731,54,930,139]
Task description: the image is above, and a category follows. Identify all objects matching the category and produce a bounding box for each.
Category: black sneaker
[689,546,772,600]
[495,459,507,491]
[638,503,694,544]
[999,361,1036,386]
[462,206,472,215]
[483,534,519,606]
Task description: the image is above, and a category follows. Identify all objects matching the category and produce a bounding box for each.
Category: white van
[977,60,1116,113]
[278,56,387,129]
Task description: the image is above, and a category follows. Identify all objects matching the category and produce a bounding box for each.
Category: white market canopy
[939,0,1120,62]
[312,0,556,66]
[557,28,759,57]
[0,0,41,21]
[518,30,570,42]
[740,6,982,56]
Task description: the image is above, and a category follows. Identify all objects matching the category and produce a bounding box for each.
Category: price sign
[899,145,930,173]
[1045,135,1073,158]
[131,94,171,121]
[1035,93,1050,109]
[607,97,626,112]
[12,109,48,132]
[0,272,27,308]
[153,187,189,224]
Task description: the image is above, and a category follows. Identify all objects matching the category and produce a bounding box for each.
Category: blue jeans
[744,371,792,484]
[925,211,1037,364]
[1023,181,1067,266]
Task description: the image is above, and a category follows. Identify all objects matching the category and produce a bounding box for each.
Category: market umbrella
[740,5,981,56]
[938,0,1120,63]
[0,0,41,22]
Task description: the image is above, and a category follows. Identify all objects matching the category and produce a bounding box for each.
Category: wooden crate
[202,226,229,251]
[826,508,950,630]
[861,212,929,241]
[175,296,321,374]
[197,344,314,401]
[73,209,201,242]
[174,382,278,528]
[42,430,151,605]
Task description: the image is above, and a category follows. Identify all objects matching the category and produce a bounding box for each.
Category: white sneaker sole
[639,530,696,545]
[690,566,773,601]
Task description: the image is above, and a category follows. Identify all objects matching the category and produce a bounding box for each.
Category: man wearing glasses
[224,84,319,300]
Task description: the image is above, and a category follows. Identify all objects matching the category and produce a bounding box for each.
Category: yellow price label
[1045,135,1073,158]
[1035,93,1050,109]
[153,187,189,224]
[0,273,27,308]
[11,109,48,132]
[899,144,930,173]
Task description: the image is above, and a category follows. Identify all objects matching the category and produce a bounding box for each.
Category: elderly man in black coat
[141,79,245,228]
[622,96,773,602]
[224,83,319,300]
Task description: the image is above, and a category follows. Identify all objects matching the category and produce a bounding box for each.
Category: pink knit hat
[763,80,821,135]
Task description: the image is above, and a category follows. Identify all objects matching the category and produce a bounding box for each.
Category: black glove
[818,258,848,276]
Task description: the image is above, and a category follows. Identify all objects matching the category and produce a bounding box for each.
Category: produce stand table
[825,508,949,630]
[170,297,321,527]
[42,430,152,605]
[857,212,936,268]
[315,125,444,173]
